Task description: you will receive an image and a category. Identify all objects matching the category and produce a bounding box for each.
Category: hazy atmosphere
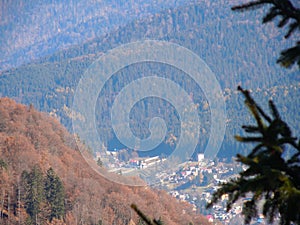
[0,0,299,224]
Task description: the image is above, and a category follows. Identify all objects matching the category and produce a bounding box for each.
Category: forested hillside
[0,0,197,71]
[0,98,209,224]
[1,1,299,159]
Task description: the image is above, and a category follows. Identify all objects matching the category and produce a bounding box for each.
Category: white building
[198,153,204,162]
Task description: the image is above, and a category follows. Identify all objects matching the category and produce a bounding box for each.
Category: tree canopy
[232,0,300,69]
[207,86,300,224]
[207,1,300,224]
[21,166,65,224]
[45,167,65,221]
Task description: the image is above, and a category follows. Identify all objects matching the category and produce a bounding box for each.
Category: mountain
[0,0,197,72]
[0,97,211,224]
[1,0,299,160]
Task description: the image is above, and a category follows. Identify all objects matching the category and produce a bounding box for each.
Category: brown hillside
[0,98,210,225]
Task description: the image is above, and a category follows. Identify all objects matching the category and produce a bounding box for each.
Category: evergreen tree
[21,166,66,224]
[44,167,65,221]
[207,2,300,224]
[232,0,300,68]
[22,165,45,224]
[207,86,300,225]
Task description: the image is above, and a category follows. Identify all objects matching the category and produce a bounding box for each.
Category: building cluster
[96,151,271,224]
[156,158,243,224]
[159,158,274,224]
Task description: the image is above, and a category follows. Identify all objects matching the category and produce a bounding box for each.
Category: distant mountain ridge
[1,0,199,72]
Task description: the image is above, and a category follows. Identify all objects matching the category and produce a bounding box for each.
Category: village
[95,150,273,224]
[153,154,245,224]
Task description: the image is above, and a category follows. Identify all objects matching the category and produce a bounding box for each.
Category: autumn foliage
[0,98,209,225]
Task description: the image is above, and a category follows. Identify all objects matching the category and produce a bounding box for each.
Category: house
[206,215,214,223]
